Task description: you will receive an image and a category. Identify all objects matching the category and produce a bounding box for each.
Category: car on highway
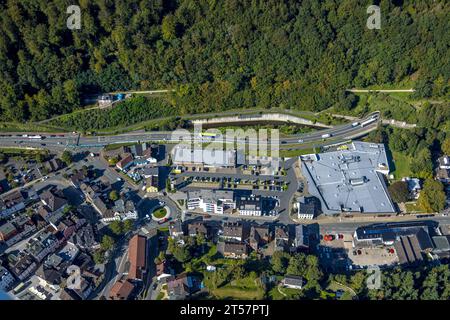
[298,139,303,143]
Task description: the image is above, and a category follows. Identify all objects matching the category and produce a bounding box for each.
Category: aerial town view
[0,0,449,311]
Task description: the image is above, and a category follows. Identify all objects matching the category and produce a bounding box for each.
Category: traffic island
[151,206,171,221]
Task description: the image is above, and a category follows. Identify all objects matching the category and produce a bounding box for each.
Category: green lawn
[268,285,303,300]
[211,277,265,300]
[152,207,167,219]
[326,281,356,298]
[390,151,413,179]
[405,202,426,214]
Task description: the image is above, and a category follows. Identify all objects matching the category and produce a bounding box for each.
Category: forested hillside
[0,0,448,122]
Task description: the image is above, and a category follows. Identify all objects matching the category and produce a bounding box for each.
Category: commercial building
[187,190,235,214]
[173,146,236,168]
[353,221,433,248]
[301,141,395,215]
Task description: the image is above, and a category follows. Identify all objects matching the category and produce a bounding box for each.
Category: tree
[271,251,290,274]
[123,219,134,233]
[109,190,119,201]
[161,14,177,41]
[154,251,165,264]
[442,137,450,155]
[418,179,446,213]
[172,245,191,263]
[410,148,433,179]
[93,250,106,264]
[109,220,123,235]
[61,151,73,166]
[101,235,115,251]
[35,153,46,163]
[388,181,410,203]
[62,205,74,215]
[286,253,306,276]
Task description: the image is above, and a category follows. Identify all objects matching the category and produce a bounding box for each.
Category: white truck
[360,117,378,127]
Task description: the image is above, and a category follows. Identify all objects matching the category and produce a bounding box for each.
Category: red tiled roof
[109,279,135,300]
[128,235,147,280]
[116,153,133,169]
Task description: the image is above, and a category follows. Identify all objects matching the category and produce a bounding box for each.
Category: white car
[298,139,303,143]
[116,177,122,181]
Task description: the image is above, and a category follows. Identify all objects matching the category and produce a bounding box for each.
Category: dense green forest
[50,95,176,130]
[0,0,448,122]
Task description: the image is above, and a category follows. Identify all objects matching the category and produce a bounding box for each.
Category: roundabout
[151,205,171,221]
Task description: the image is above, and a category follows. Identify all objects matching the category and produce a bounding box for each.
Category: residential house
[57,219,77,240]
[292,225,309,251]
[35,265,63,291]
[249,225,270,251]
[169,175,192,191]
[221,241,248,259]
[27,232,60,262]
[128,235,147,281]
[0,222,18,242]
[109,279,135,300]
[9,215,37,242]
[187,221,209,239]
[70,170,90,188]
[282,275,304,289]
[91,197,118,223]
[402,177,422,200]
[116,153,134,171]
[146,176,159,193]
[42,158,64,173]
[68,224,98,250]
[72,276,94,300]
[59,288,81,300]
[169,220,184,239]
[40,188,68,217]
[297,196,321,220]
[222,221,247,242]
[0,190,26,218]
[113,199,138,220]
[0,266,16,292]
[167,273,202,300]
[438,156,450,170]
[437,168,450,184]
[156,260,171,277]
[97,94,113,106]
[7,252,38,281]
[274,226,290,252]
[130,143,157,163]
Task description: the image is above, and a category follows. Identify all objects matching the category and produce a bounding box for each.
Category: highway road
[0,112,380,152]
